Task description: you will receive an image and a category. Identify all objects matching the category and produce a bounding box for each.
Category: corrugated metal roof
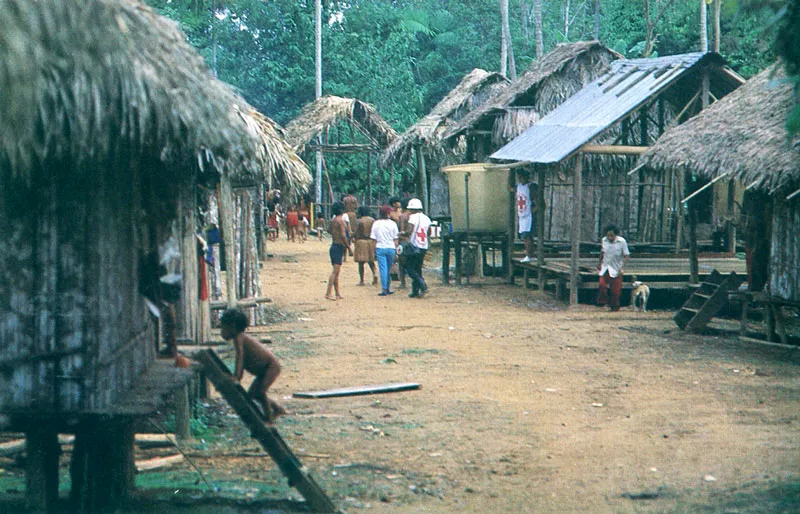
[491,52,724,164]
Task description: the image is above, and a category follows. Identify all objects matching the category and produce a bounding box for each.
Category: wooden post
[726,179,736,255]
[507,167,516,284]
[688,199,699,284]
[537,167,546,291]
[366,152,372,205]
[415,145,429,213]
[702,71,710,109]
[179,186,198,343]
[175,383,191,442]
[622,119,631,235]
[570,157,583,305]
[660,170,670,242]
[441,234,451,284]
[638,108,648,236]
[70,419,135,513]
[26,427,60,512]
[219,175,237,307]
[675,170,686,253]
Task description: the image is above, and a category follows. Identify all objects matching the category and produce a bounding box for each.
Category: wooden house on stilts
[491,52,745,304]
[380,68,510,216]
[638,64,800,340]
[0,0,303,510]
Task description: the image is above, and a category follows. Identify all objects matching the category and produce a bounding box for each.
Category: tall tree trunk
[211,0,217,76]
[501,0,517,79]
[594,0,601,40]
[700,0,708,52]
[713,0,721,52]
[521,0,530,42]
[564,0,571,40]
[500,0,509,76]
[534,0,544,58]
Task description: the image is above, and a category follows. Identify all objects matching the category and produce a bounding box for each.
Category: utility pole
[315,0,323,207]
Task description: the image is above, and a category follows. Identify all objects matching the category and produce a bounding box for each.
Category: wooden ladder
[195,350,339,513]
[674,270,743,331]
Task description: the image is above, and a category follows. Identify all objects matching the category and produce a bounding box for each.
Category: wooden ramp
[674,270,743,331]
[195,350,338,513]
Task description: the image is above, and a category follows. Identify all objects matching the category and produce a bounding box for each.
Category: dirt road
[228,237,799,512]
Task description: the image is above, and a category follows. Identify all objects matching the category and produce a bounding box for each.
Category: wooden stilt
[175,384,191,442]
[537,167,546,291]
[689,200,699,284]
[726,179,736,255]
[507,167,516,284]
[570,157,583,305]
[26,426,60,513]
[675,170,686,254]
[70,419,135,513]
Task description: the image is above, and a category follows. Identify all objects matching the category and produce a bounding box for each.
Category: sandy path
[249,236,799,513]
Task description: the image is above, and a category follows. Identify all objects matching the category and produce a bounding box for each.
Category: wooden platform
[513,256,747,302]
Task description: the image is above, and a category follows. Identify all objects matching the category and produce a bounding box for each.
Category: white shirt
[516,183,534,233]
[600,236,630,278]
[370,219,399,249]
[408,212,432,250]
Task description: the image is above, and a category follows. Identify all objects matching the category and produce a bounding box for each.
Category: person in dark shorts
[326,201,351,300]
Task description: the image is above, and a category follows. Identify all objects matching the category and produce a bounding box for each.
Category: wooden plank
[579,144,648,155]
[293,383,421,399]
[210,296,272,310]
[136,454,184,472]
[195,350,338,513]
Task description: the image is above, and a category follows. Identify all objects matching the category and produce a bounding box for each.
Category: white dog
[631,280,650,312]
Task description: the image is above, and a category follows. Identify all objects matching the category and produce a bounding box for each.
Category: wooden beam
[570,157,583,305]
[579,145,648,155]
[219,176,237,308]
[135,454,184,472]
[786,188,800,201]
[294,382,421,399]
[305,143,379,153]
[681,173,730,203]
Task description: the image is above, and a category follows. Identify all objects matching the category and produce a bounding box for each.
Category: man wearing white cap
[403,198,431,298]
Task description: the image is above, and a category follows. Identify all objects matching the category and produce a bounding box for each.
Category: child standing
[220,308,286,422]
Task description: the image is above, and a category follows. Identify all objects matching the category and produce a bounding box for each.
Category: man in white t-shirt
[404,198,431,298]
[597,225,630,311]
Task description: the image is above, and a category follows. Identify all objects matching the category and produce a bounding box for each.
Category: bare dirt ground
[3,236,798,513]
[216,236,799,513]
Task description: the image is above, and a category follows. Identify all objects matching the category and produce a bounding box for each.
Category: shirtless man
[326,201,351,300]
[220,308,286,422]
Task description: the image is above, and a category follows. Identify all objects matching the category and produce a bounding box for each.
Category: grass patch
[401,348,443,356]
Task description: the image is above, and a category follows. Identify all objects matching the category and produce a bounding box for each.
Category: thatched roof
[238,109,311,195]
[285,96,399,154]
[380,69,510,167]
[638,63,800,193]
[443,41,622,144]
[0,0,308,191]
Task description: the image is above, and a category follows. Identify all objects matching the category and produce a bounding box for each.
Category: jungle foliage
[146,0,790,198]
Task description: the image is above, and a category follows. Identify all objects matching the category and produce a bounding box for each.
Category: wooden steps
[674,270,743,331]
[195,350,338,513]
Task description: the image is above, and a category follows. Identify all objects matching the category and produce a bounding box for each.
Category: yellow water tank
[442,163,510,233]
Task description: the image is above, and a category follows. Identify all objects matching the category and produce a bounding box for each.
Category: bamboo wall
[0,160,165,413]
[770,198,800,302]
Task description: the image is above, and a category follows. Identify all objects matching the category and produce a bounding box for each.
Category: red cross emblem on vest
[517,195,527,211]
[416,227,427,243]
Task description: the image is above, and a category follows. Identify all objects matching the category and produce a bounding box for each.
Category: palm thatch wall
[286,95,399,154]
[381,69,510,167]
[443,41,622,152]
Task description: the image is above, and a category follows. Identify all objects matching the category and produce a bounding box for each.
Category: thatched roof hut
[380,69,510,167]
[286,95,399,154]
[638,64,800,193]
[443,41,621,149]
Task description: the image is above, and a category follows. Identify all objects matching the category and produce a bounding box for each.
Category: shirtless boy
[326,201,351,300]
[220,308,286,422]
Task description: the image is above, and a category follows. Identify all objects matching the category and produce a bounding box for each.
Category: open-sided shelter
[637,64,800,303]
[286,95,398,207]
[491,52,744,304]
[380,69,510,215]
[0,0,297,509]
